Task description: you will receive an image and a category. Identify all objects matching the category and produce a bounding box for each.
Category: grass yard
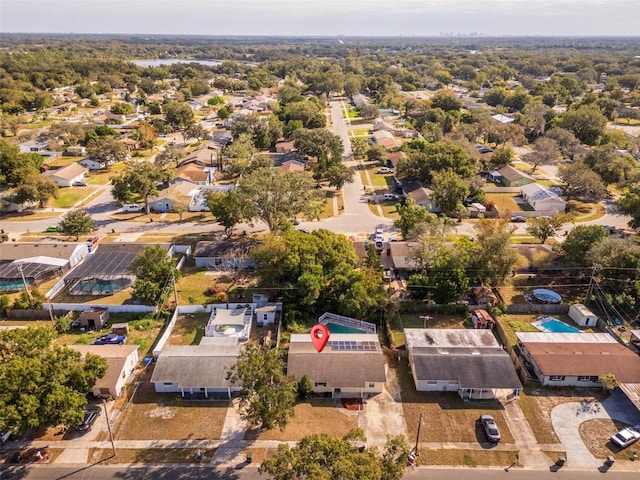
[379,203,401,220]
[46,187,90,208]
[484,193,526,213]
[57,312,165,356]
[579,419,638,461]
[175,268,231,306]
[92,448,217,464]
[114,381,227,441]
[350,128,371,136]
[166,313,209,346]
[568,201,606,223]
[395,362,515,445]
[245,399,358,441]
[46,156,84,168]
[420,448,518,467]
[360,166,395,188]
[86,163,127,184]
[517,386,607,445]
[1,211,60,222]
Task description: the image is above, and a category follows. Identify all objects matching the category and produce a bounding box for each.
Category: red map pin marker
[310,324,330,353]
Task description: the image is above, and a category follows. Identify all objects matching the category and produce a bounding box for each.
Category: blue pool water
[325,322,368,334]
[537,318,580,333]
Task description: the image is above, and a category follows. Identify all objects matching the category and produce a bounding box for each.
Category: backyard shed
[568,304,597,327]
[111,323,129,335]
[77,307,109,330]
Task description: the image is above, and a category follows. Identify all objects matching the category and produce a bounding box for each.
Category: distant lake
[133,59,222,67]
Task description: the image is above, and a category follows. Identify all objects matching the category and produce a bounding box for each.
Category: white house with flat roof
[520,183,567,212]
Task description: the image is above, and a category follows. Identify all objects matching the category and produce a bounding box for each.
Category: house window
[427,380,437,385]
[163,382,173,386]
[549,375,565,381]
[368,383,375,388]
[315,382,326,387]
[577,376,592,382]
[263,314,268,321]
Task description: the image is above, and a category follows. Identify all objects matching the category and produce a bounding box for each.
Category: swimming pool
[532,317,580,333]
[529,289,562,304]
[325,322,369,334]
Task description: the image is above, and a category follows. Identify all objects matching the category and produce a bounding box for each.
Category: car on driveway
[479,414,501,443]
[377,167,392,174]
[510,216,526,223]
[610,424,640,448]
[75,407,101,432]
[93,333,126,345]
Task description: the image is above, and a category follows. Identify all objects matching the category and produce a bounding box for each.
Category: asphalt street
[5,464,640,480]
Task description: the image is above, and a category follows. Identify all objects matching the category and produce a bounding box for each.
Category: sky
[1,0,639,37]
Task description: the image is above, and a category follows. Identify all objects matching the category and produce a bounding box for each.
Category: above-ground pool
[532,317,580,333]
[529,288,562,305]
[325,322,369,334]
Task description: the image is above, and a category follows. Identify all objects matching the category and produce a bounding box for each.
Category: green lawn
[47,156,83,168]
[350,128,370,136]
[47,187,89,208]
[484,193,525,213]
[87,163,126,185]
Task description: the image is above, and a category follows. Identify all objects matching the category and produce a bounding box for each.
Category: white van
[122,204,144,212]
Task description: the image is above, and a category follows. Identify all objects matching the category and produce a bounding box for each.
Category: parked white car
[610,425,640,448]
[377,167,392,174]
[122,204,144,212]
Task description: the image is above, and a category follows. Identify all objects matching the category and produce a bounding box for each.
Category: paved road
[6,464,640,480]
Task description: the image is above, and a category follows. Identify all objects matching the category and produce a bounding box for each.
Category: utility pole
[17,264,32,300]
[585,265,597,304]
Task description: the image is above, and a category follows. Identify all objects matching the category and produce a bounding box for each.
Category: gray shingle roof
[150,345,241,389]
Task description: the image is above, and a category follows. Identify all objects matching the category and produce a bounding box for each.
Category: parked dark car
[93,333,126,345]
[510,216,527,223]
[479,414,501,443]
[75,407,101,432]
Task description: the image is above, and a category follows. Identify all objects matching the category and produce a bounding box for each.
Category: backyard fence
[505,303,569,315]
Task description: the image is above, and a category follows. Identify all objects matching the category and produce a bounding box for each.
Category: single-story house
[193,239,256,270]
[151,343,241,398]
[68,344,139,398]
[65,145,87,157]
[520,183,567,213]
[352,93,370,108]
[279,159,305,172]
[79,157,114,170]
[491,114,515,124]
[386,241,420,277]
[287,333,386,398]
[275,141,295,154]
[372,130,402,150]
[386,151,407,169]
[405,328,522,399]
[77,307,110,330]
[43,162,88,187]
[402,181,438,212]
[19,140,49,154]
[472,286,498,305]
[492,166,534,187]
[148,182,200,213]
[516,332,640,387]
[174,163,214,185]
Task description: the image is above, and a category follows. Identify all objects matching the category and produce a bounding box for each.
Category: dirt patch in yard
[114,381,228,441]
[395,363,514,445]
[518,386,608,445]
[245,398,358,441]
[579,418,638,461]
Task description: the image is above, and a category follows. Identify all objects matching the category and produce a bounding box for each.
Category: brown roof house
[386,241,421,277]
[402,181,439,212]
[287,333,386,398]
[516,332,640,388]
[405,328,522,399]
[68,344,139,398]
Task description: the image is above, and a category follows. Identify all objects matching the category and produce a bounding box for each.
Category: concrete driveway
[551,389,640,467]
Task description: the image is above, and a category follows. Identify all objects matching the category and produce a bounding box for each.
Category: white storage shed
[568,304,597,327]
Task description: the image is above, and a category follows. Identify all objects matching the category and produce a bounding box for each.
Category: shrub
[215,292,227,303]
[298,374,312,400]
[54,315,73,334]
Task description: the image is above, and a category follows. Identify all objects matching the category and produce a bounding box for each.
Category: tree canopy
[260,429,409,480]
[58,209,95,239]
[130,245,179,305]
[111,162,173,214]
[226,344,296,431]
[0,326,107,433]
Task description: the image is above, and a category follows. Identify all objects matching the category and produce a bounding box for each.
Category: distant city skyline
[1,0,639,37]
